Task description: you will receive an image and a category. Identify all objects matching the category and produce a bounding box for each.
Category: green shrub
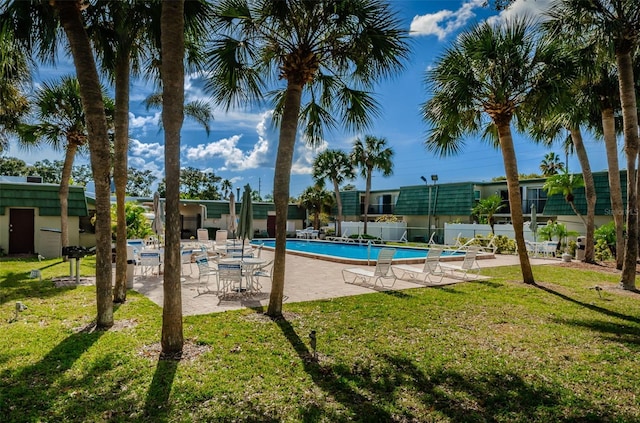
[595,221,618,258]
[595,238,613,261]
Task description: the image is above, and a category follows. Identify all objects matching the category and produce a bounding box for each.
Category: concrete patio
[132,250,559,316]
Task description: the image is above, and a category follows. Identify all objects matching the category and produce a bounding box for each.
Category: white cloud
[486,0,554,26]
[129,138,164,161]
[290,138,327,175]
[410,0,484,40]
[184,111,273,171]
[128,111,161,136]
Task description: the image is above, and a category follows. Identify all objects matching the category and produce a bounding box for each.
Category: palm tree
[298,184,334,230]
[87,0,212,304]
[422,19,571,285]
[539,152,564,176]
[472,195,505,234]
[143,92,213,135]
[16,76,113,252]
[220,179,233,200]
[160,0,185,355]
[351,136,394,235]
[207,0,408,317]
[0,24,31,153]
[3,0,116,328]
[543,169,586,223]
[312,149,355,236]
[545,0,640,289]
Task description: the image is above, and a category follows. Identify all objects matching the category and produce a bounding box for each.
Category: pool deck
[132,250,559,316]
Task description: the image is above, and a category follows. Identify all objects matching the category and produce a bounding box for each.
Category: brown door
[9,209,35,254]
[267,215,276,237]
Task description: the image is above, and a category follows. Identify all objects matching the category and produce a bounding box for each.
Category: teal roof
[395,183,475,216]
[173,199,304,220]
[0,182,88,216]
[334,190,361,216]
[543,170,627,216]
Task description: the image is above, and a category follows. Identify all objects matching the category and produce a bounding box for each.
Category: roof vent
[26,176,43,183]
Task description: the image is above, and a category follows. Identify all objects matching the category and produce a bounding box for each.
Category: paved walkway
[132,251,559,316]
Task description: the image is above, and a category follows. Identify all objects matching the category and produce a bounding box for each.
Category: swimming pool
[253,239,464,264]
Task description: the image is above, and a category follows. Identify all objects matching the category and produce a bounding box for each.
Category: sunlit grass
[1,256,639,422]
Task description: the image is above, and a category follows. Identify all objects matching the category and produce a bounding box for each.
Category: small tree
[471,195,505,234]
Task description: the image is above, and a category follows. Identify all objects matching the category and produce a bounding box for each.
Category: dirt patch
[139,339,212,362]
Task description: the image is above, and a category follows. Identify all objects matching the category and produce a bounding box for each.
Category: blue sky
[6,0,621,198]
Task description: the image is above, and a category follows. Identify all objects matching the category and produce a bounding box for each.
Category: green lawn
[1,256,639,422]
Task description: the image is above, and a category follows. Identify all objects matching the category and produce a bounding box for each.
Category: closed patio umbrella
[530,203,537,242]
[237,184,254,258]
[152,192,164,245]
[228,192,237,239]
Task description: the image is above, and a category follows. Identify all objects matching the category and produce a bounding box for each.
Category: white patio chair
[195,255,219,294]
[215,230,228,245]
[342,247,397,287]
[217,263,244,298]
[138,251,161,276]
[392,247,445,284]
[181,248,194,275]
[249,259,272,293]
[197,228,209,243]
[440,246,481,280]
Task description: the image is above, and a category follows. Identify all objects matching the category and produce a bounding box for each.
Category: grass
[1,255,639,422]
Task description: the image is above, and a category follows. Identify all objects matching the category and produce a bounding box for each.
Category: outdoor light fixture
[420,175,427,183]
[431,174,438,183]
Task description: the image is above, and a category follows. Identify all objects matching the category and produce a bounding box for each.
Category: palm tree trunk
[332,179,343,236]
[56,1,113,329]
[569,128,596,263]
[267,82,302,318]
[113,53,130,303]
[363,170,372,234]
[601,108,624,269]
[496,121,535,284]
[160,0,184,354]
[616,50,638,291]
[59,141,77,252]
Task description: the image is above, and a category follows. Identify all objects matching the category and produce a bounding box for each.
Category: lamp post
[422,175,438,243]
[431,175,438,242]
[421,176,430,241]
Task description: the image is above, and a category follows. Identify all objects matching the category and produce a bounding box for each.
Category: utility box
[39,228,61,258]
[576,236,586,261]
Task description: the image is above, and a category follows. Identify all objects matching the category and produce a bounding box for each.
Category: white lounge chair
[440,246,481,280]
[342,247,397,287]
[392,247,445,284]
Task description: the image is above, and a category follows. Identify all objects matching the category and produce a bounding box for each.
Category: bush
[595,221,617,258]
[595,238,613,262]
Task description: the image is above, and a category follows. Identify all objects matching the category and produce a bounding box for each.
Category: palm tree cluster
[423,0,639,289]
[310,135,394,237]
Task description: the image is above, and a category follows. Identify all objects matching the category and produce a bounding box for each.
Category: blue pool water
[253,239,461,261]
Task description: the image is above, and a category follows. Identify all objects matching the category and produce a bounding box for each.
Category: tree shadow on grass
[535,284,640,325]
[551,317,640,350]
[0,324,105,422]
[142,358,179,422]
[274,316,394,421]
[272,317,623,421]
